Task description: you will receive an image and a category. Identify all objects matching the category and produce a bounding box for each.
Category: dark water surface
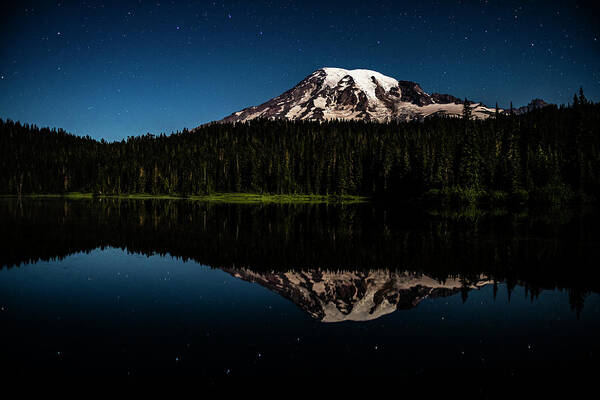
[0,198,599,379]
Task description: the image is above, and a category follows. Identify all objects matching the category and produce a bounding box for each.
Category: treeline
[2,198,599,313]
[1,90,599,204]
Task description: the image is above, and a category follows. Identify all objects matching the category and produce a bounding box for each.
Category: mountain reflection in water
[225,268,492,322]
[1,198,600,378]
[1,198,599,317]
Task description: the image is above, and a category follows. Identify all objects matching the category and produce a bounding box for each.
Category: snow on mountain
[222,268,492,322]
[219,67,501,123]
[321,67,399,100]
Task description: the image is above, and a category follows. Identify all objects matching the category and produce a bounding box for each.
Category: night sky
[1,1,599,140]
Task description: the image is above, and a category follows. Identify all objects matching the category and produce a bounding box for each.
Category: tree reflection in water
[1,198,599,317]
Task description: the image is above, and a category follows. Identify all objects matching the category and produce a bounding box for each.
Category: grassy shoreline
[0,192,369,204]
[3,187,595,206]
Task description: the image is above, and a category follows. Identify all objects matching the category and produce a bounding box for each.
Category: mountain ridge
[217,67,548,124]
[224,268,492,322]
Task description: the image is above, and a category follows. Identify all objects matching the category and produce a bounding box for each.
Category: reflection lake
[1,198,599,378]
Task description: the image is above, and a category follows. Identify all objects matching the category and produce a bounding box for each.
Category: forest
[1,90,599,205]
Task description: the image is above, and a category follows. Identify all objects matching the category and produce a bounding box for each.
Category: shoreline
[0,192,369,204]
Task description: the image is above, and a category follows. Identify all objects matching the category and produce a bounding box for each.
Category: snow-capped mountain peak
[219,67,500,123]
[222,268,492,322]
[320,67,399,99]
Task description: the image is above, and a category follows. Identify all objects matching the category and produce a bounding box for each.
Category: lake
[0,198,599,380]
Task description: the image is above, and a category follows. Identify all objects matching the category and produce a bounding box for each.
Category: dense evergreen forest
[1,90,599,204]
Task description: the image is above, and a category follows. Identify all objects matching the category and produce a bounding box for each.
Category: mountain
[219,67,501,123]
[224,268,492,322]
[514,98,551,115]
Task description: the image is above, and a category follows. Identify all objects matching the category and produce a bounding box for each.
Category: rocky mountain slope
[514,98,551,115]
[219,67,502,123]
[224,268,492,322]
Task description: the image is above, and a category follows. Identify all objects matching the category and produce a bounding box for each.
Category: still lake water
[0,198,599,379]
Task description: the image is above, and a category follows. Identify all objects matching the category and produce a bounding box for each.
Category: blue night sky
[1,0,599,140]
